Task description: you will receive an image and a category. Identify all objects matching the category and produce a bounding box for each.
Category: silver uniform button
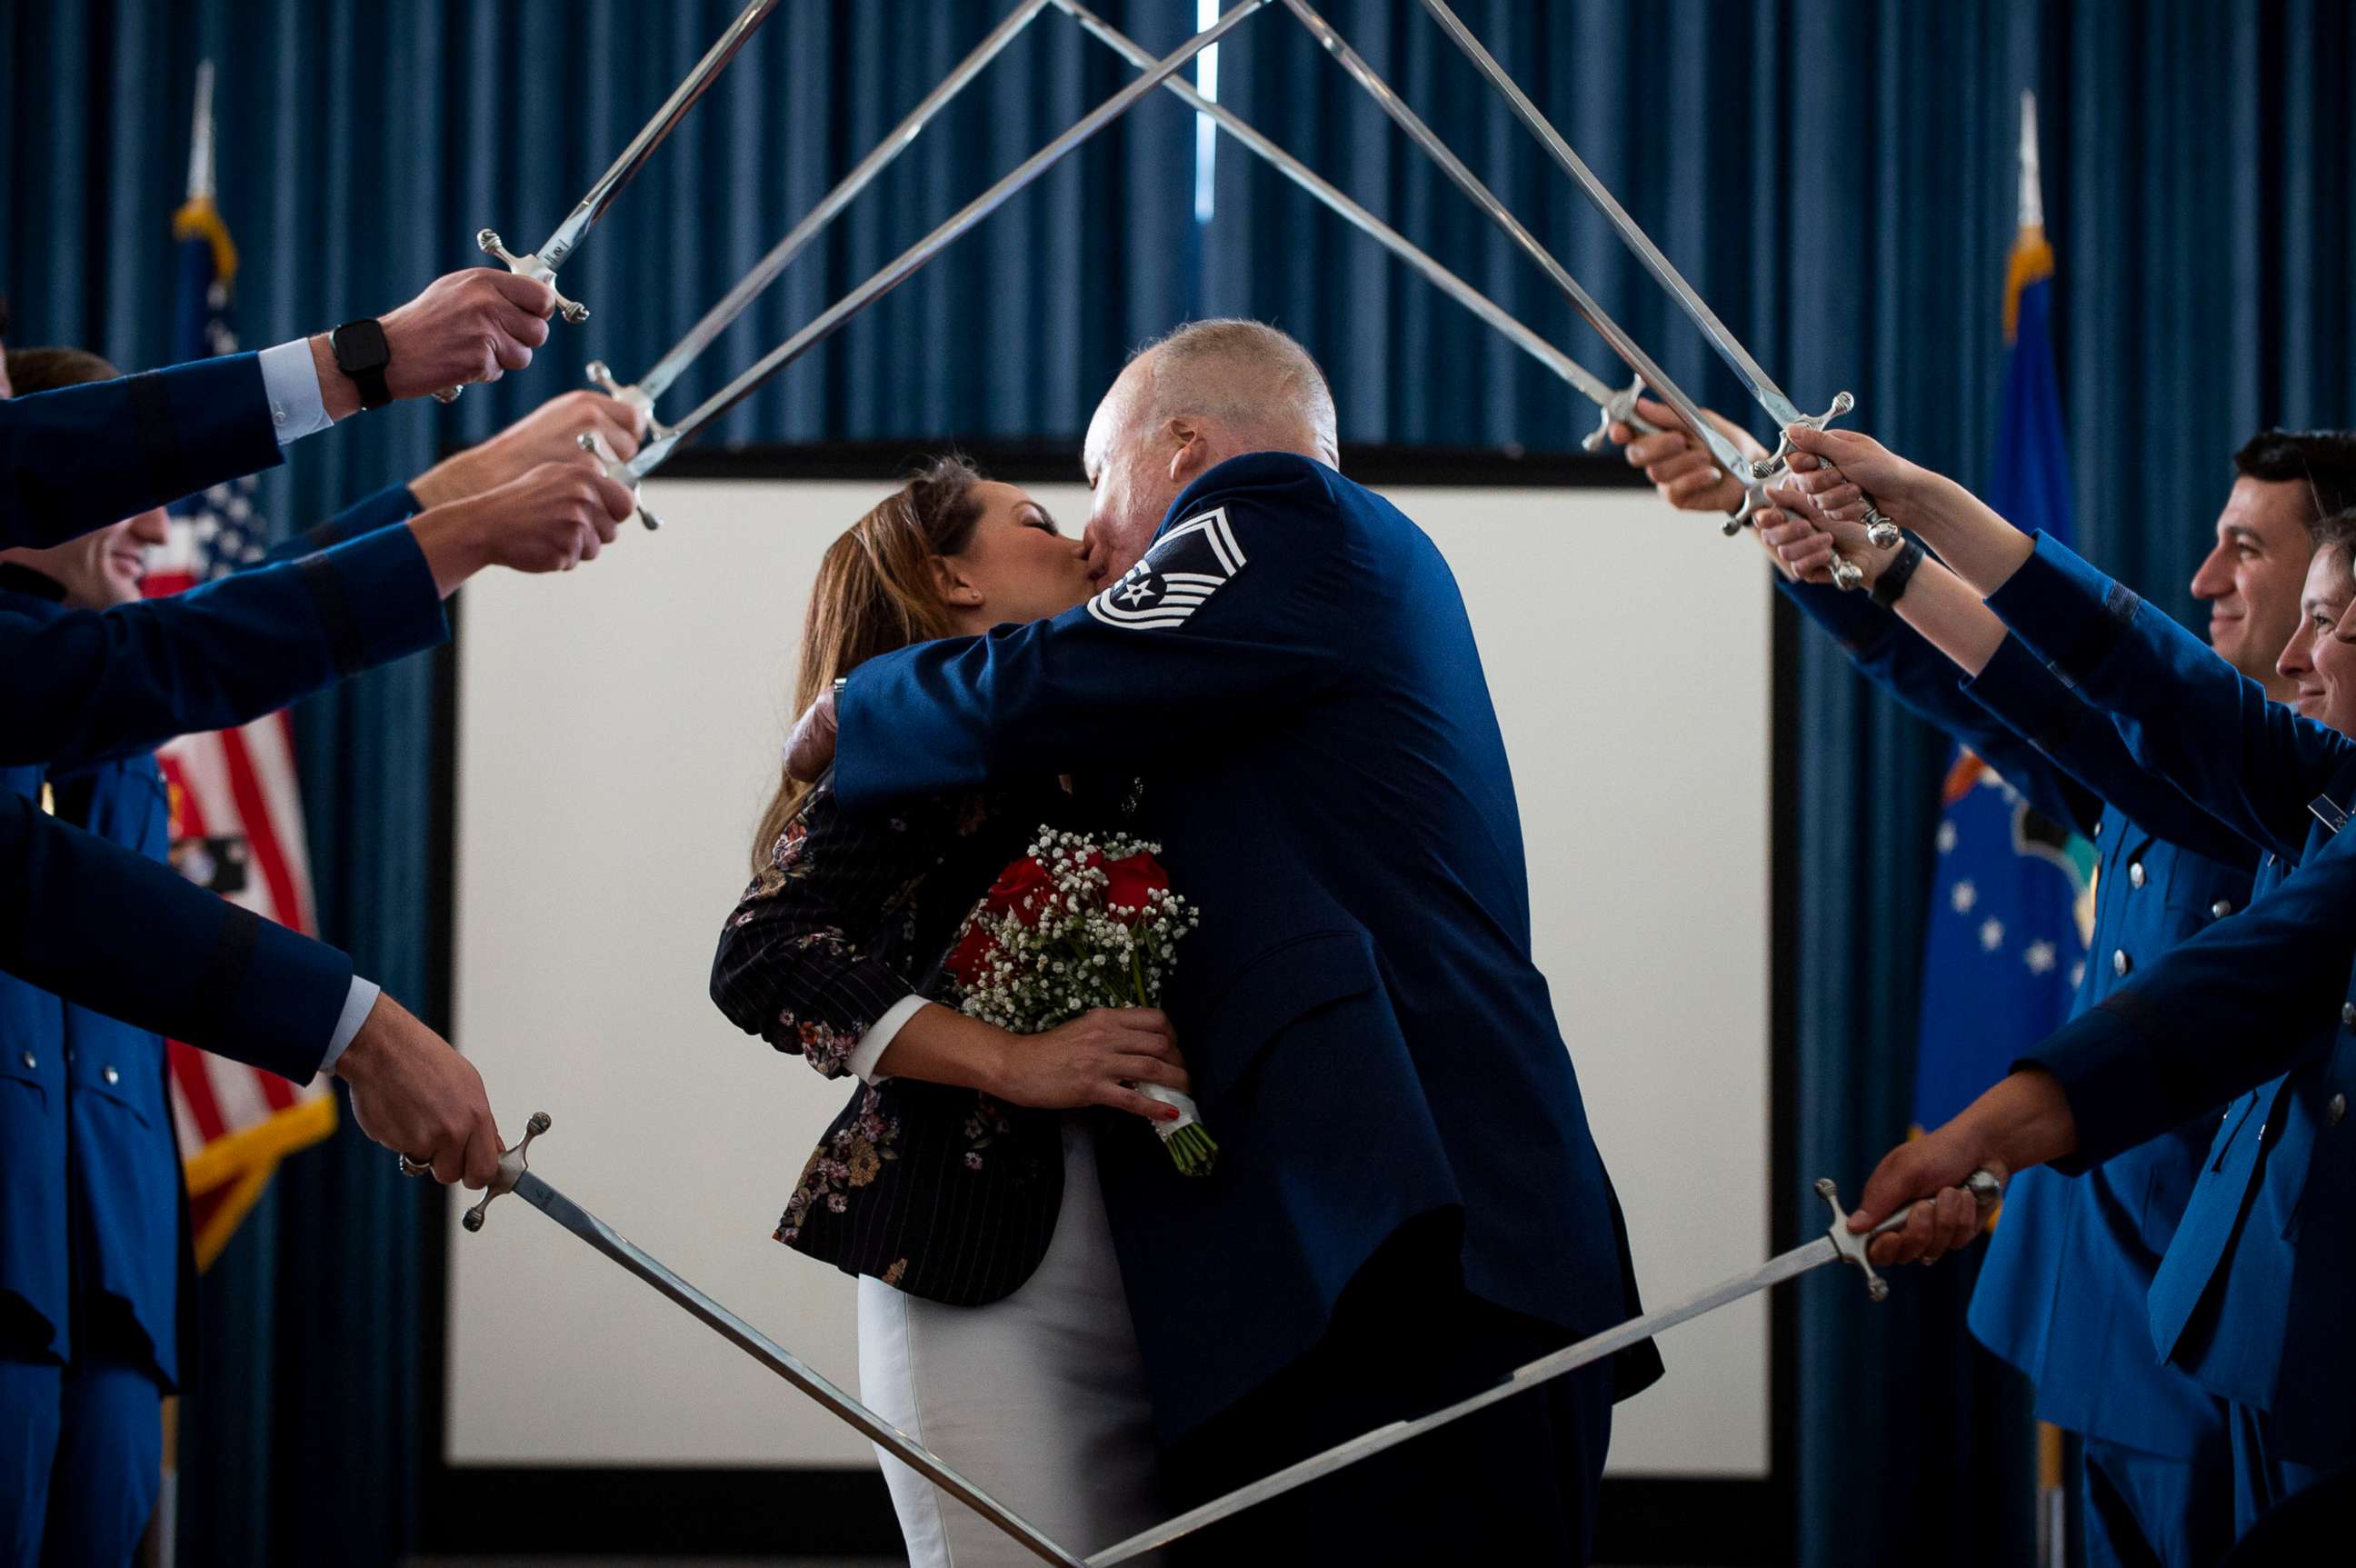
[102,1065,120,1086]
[2113,949,2131,978]
[2211,899,2234,918]
[2328,1094,2348,1128]
[18,1052,33,1071]
[2344,1003,2356,1030]
[2129,862,2146,889]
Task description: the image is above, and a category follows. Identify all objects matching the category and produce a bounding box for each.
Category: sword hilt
[578,431,662,532]
[477,228,591,325]
[1817,1170,2001,1302]
[1580,375,1665,454]
[463,1110,553,1233]
[584,360,674,448]
[1722,479,1866,590]
[1751,390,1901,550]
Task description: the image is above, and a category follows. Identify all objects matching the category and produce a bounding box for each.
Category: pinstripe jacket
[709,774,1073,1307]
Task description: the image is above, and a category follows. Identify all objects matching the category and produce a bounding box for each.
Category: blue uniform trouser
[0,1352,164,1568]
[2082,1434,2236,1568]
[2227,1403,2329,1541]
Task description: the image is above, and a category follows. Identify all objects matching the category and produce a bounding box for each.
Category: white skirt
[857,1115,1163,1568]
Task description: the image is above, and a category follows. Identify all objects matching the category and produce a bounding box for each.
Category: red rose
[983,855,1056,926]
[945,923,1000,989]
[1101,852,1170,917]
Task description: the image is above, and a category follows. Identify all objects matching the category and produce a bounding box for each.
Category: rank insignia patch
[1084,506,1248,632]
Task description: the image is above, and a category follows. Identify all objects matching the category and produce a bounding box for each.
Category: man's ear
[927,553,985,608]
[1166,416,1210,484]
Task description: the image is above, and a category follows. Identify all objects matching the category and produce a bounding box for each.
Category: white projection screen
[445,468,1773,1483]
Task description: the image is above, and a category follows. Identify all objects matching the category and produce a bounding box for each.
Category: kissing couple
[710,320,1660,1566]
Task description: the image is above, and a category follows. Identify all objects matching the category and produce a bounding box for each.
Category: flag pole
[185,61,215,204]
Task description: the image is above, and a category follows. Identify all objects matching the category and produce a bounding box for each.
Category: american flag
[145,75,338,1267]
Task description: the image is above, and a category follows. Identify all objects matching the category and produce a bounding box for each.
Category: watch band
[1870,538,1928,608]
[328,318,394,412]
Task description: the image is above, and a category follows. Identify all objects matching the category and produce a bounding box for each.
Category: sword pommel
[463,1111,552,1233]
[477,229,590,325]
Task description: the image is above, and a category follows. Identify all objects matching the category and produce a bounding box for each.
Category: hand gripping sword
[458,1113,1087,1567]
[1277,0,1864,589]
[1085,1170,2002,1563]
[1414,0,1902,552]
[575,0,1270,532]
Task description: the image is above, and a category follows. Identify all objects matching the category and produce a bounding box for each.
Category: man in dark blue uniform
[0,341,646,1565]
[1616,399,2356,1563]
[787,321,1658,1563]
[0,268,559,552]
[1773,422,2356,1537]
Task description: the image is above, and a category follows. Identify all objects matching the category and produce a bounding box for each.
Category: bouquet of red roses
[944,829,1216,1175]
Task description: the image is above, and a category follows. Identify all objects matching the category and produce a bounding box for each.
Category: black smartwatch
[328,318,394,411]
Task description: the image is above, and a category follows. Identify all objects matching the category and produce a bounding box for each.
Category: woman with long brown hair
[711,459,1188,1566]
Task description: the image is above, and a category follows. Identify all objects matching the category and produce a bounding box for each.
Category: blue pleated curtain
[6,3,2355,1563]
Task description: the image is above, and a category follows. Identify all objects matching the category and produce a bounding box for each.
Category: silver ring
[397,1154,434,1178]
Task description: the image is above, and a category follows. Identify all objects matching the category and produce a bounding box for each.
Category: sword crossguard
[1752,390,1902,551]
[463,1110,553,1233]
[477,228,590,325]
[1817,1170,2002,1302]
[1581,375,1662,454]
[578,431,662,532]
[584,361,673,448]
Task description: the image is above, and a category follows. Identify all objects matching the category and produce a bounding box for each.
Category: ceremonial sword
[456,1114,1087,1567]
[430,0,779,404]
[1415,0,1902,551]
[576,0,1271,530]
[1085,1170,2001,1563]
[1278,0,1862,589]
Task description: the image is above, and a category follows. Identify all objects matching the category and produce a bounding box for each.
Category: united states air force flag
[1087,507,1246,630]
[1910,121,2094,1132]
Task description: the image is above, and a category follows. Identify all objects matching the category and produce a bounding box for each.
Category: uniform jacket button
[102,1065,120,1086]
[18,1051,33,1071]
[2112,949,2131,978]
[2328,1093,2348,1128]
[2128,862,2146,889]
[2343,1003,2356,1030]
[2211,899,2234,918]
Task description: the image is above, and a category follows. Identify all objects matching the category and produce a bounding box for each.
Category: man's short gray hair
[1131,318,1338,462]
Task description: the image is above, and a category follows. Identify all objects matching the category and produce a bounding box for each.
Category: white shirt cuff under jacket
[850,994,930,1084]
[257,338,334,446]
[319,975,382,1076]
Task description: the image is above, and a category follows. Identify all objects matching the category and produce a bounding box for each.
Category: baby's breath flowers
[946,830,1216,1175]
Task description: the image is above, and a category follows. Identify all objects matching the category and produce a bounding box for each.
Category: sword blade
[1403,0,1809,428]
[1413,0,1810,430]
[538,0,781,274]
[509,1171,1086,1568]
[634,0,1054,406]
[1088,1235,1840,1565]
[625,0,1271,482]
[1280,0,1751,482]
[1051,0,1649,442]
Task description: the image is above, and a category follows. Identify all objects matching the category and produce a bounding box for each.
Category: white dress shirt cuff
[850,994,930,1084]
[258,338,334,446]
[320,975,383,1075]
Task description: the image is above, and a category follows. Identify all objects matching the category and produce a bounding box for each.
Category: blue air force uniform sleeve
[0,791,348,1081]
[834,454,1352,814]
[0,517,447,771]
[2023,817,2356,1170]
[1988,531,2356,860]
[0,354,283,550]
